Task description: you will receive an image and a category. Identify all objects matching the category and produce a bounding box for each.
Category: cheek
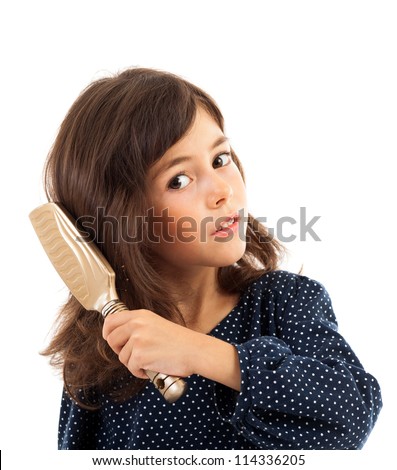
[148,225,203,265]
[231,169,247,202]
[147,200,200,245]
[174,217,200,243]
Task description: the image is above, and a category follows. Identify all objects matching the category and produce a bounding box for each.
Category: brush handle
[102,300,188,403]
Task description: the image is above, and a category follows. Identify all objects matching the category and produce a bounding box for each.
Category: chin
[210,242,247,267]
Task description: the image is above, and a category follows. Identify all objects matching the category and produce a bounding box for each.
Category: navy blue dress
[58,271,382,449]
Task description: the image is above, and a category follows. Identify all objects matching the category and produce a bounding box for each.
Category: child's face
[146,107,248,271]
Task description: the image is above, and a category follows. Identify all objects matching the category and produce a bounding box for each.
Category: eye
[168,173,191,190]
[213,152,231,169]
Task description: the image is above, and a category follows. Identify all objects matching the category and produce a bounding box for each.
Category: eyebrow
[151,136,230,180]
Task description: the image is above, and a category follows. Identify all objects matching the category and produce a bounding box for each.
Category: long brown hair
[42,67,284,408]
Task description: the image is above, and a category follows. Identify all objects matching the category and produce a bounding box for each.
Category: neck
[166,266,221,310]
[154,263,236,332]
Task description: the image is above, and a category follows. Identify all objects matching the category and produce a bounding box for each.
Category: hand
[102,309,199,380]
[103,308,242,391]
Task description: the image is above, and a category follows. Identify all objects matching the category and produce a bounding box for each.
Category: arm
[102,274,382,449]
[102,308,242,390]
[190,333,241,391]
[213,274,383,449]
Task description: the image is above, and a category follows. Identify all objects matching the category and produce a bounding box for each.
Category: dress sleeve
[58,388,100,450]
[214,274,383,449]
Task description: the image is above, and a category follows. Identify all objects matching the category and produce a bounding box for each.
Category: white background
[0,0,395,467]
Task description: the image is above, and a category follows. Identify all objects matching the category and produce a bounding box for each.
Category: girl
[42,67,382,450]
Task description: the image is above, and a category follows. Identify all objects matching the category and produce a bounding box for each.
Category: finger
[102,309,134,340]
[106,325,133,355]
[118,336,133,367]
[118,338,147,379]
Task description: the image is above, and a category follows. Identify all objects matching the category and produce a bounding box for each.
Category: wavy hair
[41,68,284,408]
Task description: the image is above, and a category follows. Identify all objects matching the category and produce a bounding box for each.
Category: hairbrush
[29,202,187,403]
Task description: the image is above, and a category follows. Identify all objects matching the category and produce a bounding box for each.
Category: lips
[212,212,240,235]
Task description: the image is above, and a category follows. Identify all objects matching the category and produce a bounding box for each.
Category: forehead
[164,108,224,155]
[147,108,226,180]
[148,107,228,184]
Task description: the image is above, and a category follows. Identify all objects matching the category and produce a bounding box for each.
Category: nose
[207,172,233,208]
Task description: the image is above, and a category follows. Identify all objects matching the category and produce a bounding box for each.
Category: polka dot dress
[58,271,382,450]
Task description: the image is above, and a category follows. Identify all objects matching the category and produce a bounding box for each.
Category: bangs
[116,69,225,169]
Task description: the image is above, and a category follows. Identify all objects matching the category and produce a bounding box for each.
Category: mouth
[212,212,241,237]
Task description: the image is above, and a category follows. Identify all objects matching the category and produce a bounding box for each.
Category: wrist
[190,333,241,391]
